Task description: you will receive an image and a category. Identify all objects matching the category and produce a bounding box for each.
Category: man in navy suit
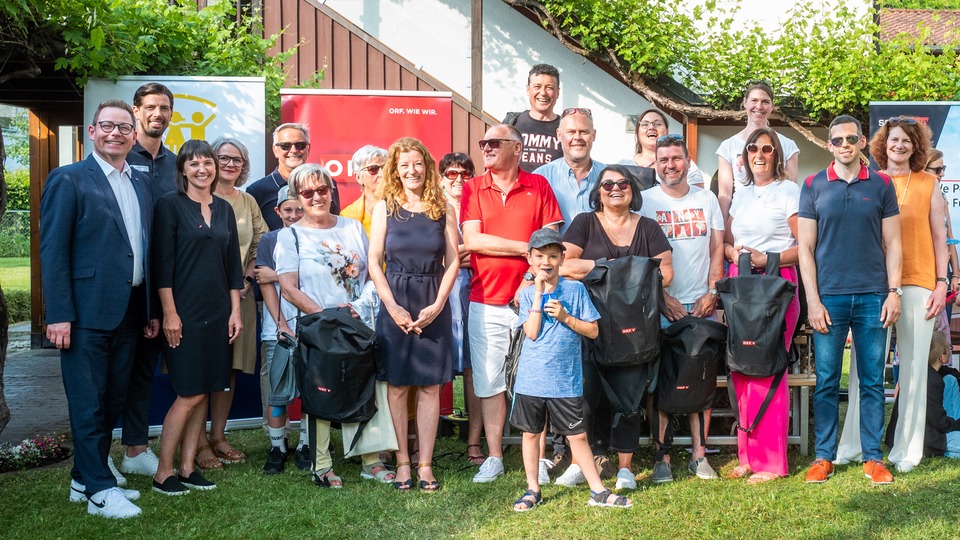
[40,99,159,519]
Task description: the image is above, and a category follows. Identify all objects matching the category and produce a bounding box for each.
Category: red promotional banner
[281,90,453,205]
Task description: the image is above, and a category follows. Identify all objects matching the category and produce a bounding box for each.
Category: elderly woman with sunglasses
[619,109,704,187]
[716,82,800,218]
[561,164,673,490]
[722,128,801,484]
[275,164,392,488]
[837,117,948,474]
[340,145,387,235]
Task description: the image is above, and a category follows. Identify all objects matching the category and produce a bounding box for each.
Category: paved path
[1,322,69,445]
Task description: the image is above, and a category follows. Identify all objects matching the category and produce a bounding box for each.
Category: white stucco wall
[324,0,842,178]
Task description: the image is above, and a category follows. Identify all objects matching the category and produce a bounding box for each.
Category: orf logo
[621,327,636,334]
[165,94,218,154]
[742,340,756,347]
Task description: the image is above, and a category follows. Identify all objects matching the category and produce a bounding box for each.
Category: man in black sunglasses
[248,123,340,230]
[502,64,564,173]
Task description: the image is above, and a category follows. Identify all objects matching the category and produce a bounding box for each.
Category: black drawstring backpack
[581,256,662,367]
[716,252,797,433]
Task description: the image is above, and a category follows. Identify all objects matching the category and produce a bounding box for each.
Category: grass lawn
[2,416,960,539]
[0,257,29,291]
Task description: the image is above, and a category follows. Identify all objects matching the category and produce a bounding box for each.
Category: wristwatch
[522,272,535,281]
[244,275,255,284]
[937,277,948,284]
[888,287,902,297]
[708,288,718,297]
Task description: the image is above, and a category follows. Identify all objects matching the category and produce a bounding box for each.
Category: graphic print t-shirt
[512,111,562,172]
[639,186,724,304]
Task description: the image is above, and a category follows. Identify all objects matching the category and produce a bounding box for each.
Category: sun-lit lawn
[0,257,30,291]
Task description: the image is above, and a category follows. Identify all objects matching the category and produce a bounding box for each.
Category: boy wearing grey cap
[510,228,631,511]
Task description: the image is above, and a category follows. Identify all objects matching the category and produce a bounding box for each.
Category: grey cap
[528,228,565,251]
[277,185,296,206]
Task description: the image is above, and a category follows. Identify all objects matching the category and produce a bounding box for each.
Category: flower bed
[0,434,72,472]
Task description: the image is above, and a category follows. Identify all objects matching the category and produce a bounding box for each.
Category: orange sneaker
[804,459,834,483]
[863,460,893,485]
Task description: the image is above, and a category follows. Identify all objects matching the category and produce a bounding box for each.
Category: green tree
[0,0,297,434]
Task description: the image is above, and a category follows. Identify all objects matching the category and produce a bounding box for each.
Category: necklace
[891,170,912,211]
[599,210,631,246]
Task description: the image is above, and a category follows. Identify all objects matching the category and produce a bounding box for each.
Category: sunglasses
[829,135,862,147]
[98,121,135,135]
[299,185,330,199]
[275,141,309,151]
[361,164,383,175]
[478,138,516,150]
[656,134,685,145]
[443,169,473,180]
[600,179,630,192]
[927,165,947,175]
[217,155,246,167]
[746,143,774,155]
[886,116,917,126]
[562,107,592,118]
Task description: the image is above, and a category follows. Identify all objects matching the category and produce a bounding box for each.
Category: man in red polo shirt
[461,124,563,483]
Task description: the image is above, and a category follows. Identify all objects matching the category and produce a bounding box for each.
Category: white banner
[84,75,266,180]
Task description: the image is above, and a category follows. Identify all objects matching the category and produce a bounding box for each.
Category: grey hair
[272,122,310,144]
[211,137,251,187]
[288,163,333,195]
[351,145,388,173]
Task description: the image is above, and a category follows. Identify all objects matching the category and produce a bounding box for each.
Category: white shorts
[468,302,518,398]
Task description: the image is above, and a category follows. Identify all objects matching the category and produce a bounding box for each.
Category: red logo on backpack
[742,340,756,347]
[621,327,636,334]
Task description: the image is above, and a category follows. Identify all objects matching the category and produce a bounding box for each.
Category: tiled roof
[879,8,960,45]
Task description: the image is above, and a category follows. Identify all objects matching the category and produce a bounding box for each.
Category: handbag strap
[734,369,786,435]
[738,251,782,276]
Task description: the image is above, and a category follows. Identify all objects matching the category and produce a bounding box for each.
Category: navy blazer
[40,154,154,331]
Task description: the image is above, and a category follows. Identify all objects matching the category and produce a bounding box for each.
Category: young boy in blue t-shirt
[510,228,632,511]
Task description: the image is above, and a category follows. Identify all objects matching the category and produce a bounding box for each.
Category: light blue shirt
[92,151,144,286]
[534,158,604,234]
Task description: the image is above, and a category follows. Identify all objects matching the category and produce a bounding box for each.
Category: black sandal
[393,462,414,491]
[417,463,440,492]
[587,489,632,508]
[512,489,542,512]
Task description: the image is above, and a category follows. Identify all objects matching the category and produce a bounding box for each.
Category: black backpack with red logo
[582,256,663,367]
[716,252,797,433]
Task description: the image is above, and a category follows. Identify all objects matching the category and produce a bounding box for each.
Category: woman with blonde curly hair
[368,137,460,491]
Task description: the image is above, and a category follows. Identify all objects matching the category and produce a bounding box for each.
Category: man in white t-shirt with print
[639,134,724,483]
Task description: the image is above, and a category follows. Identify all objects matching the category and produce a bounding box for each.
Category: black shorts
[510,394,586,436]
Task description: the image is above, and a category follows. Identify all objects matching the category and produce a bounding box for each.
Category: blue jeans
[813,293,888,462]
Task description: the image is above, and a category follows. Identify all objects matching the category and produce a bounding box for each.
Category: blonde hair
[377,137,445,221]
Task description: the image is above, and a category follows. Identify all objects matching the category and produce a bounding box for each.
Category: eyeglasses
[275,141,309,151]
[361,164,383,175]
[638,121,665,130]
[443,169,473,180]
[299,186,330,199]
[927,166,947,175]
[97,121,134,135]
[217,155,246,167]
[886,116,917,126]
[746,143,774,155]
[656,134,685,145]
[600,179,630,192]
[562,107,592,118]
[478,138,517,150]
[829,135,862,147]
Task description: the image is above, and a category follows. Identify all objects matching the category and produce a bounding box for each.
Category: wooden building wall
[262,0,495,168]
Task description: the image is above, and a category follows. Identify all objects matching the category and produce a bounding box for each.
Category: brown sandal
[466,444,485,466]
[211,438,245,464]
[196,444,223,470]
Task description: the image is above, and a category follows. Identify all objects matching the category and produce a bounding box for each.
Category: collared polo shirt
[460,168,563,305]
[799,162,899,295]
[534,158,604,234]
[126,141,176,206]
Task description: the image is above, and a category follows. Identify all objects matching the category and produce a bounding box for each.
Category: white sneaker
[472,456,504,483]
[120,448,159,476]
[538,458,553,485]
[615,467,637,490]
[87,487,142,519]
[107,456,127,487]
[70,480,140,503]
[894,461,915,473]
[554,464,586,487]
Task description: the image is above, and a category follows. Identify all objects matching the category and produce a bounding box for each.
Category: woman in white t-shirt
[723,128,801,484]
[716,81,800,218]
[275,164,393,488]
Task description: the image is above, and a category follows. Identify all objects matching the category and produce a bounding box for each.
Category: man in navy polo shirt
[798,114,903,485]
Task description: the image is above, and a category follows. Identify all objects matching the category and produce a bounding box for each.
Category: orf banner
[85,75,267,178]
[281,89,452,206]
[869,101,960,234]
